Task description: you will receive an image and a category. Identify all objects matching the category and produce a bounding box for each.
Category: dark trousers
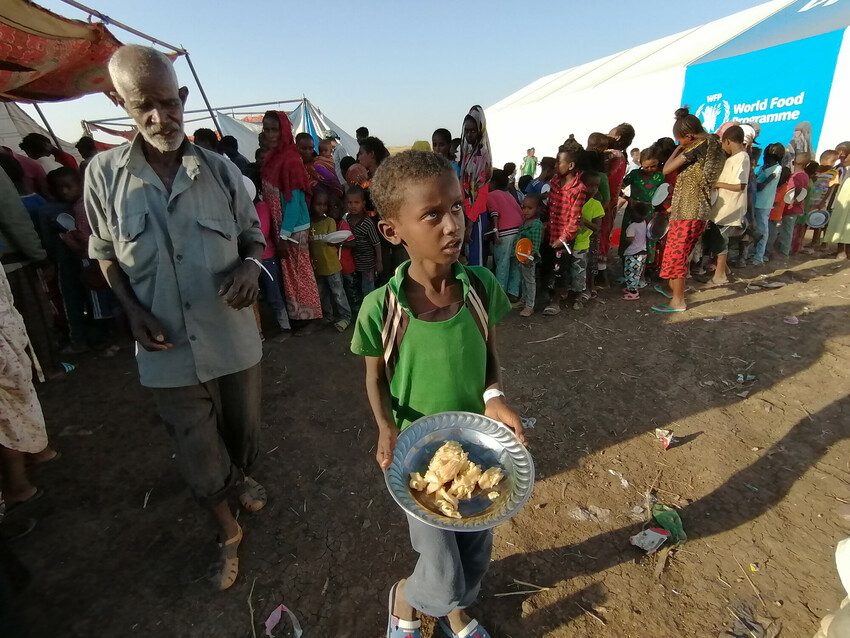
[151,364,261,508]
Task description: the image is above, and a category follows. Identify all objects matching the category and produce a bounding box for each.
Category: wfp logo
[695,95,731,133]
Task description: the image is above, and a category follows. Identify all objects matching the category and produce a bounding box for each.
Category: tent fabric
[217,111,261,159]
[86,121,137,142]
[486,0,795,165]
[0,0,123,102]
[0,102,80,159]
[695,0,850,64]
[216,100,360,161]
[288,100,359,159]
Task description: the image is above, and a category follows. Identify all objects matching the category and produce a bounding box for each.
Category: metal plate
[385,412,535,532]
[807,210,829,229]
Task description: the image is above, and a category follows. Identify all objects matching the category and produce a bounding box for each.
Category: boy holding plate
[351,150,526,638]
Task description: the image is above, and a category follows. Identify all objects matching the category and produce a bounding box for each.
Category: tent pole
[183,52,221,136]
[57,0,184,53]
[32,103,62,148]
[87,99,304,124]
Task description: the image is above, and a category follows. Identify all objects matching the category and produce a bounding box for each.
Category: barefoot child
[516,193,544,316]
[351,151,526,638]
[309,189,352,331]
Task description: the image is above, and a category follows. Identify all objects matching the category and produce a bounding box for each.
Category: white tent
[487,0,850,166]
[216,98,359,162]
[0,102,81,159]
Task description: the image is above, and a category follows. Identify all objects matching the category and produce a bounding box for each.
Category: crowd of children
[3,106,850,638]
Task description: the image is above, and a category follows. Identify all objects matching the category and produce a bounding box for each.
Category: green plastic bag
[652,503,687,544]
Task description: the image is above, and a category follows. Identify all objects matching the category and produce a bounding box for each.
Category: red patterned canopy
[0,0,123,102]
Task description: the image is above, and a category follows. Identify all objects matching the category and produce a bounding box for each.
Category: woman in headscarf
[261,111,323,326]
[784,121,813,167]
[460,105,492,267]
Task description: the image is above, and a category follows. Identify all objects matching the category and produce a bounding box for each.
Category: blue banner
[681,29,844,152]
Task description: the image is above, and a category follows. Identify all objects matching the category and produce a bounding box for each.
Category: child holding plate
[351,151,526,638]
[308,189,352,332]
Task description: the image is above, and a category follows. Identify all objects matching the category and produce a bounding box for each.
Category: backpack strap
[381,286,409,382]
[379,266,489,382]
[463,265,490,343]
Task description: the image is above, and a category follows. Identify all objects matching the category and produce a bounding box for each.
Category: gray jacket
[0,169,46,273]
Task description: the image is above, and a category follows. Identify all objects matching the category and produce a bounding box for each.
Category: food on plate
[409,441,505,518]
[478,467,505,490]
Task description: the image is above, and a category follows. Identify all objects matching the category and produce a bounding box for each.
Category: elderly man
[84,45,266,591]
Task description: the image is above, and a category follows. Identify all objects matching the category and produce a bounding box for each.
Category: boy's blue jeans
[259,257,291,330]
[404,515,492,617]
[752,208,771,262]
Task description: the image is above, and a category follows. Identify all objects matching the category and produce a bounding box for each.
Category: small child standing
[778,153,811,257]
[516,193,544,317]
[345,185,383,304]
[621,202,650,300]
[570,171,605,310]
[804,150,841,252]
[753,143,787,264]
[309,190,352,332]
[351,150,525,638]
[543,146,588,316]
[255,185,292,339]
[708,125,749,285]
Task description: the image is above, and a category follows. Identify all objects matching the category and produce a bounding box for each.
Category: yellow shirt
[309,216,342,276]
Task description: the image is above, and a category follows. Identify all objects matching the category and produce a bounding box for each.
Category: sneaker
[519,306,534,317]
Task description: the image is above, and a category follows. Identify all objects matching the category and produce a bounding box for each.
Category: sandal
[334,319,350,333]
[651,304,686,313]
[653,284,672,299]
[623,291,640,300]
[238,476,267,513]
[542,305,561,316]
[387,581,421,638]
[437,617,491,638]
[4,487,43,511]
[214,524,242,591]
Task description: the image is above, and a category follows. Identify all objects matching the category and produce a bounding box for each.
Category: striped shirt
[349,214,380,272]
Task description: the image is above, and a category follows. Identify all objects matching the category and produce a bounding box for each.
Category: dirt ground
[8,255,850,637]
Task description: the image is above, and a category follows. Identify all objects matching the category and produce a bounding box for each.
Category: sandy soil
[7,255,850,637]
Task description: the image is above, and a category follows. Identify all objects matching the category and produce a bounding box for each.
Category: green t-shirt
[351,262,511,430]
[573,198,606,252]
[522,156,538,177]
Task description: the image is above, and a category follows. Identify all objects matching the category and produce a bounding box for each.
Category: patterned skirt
[660,219,707,280]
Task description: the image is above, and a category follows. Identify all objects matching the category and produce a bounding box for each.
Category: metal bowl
[385,412,535,532]
[647,212,669,241]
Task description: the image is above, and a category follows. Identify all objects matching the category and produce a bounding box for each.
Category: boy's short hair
[346,184,366,199]
[820,149,839,166]
[721,125,745,144]
[432,128,452,144]
[794,152,812,166]
[46,166,80,187]
[805,161,820,177]
[627,200,651,221]
[539,156,556,171]
[639,148,655,163]
[523,192,543,207]
[517,174,533,193]
[370,150,454,221]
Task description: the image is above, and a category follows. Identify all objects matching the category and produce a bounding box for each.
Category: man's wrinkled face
[117,74,186,153]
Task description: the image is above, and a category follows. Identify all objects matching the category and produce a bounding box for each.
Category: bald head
[109,45,177,97]
[108,45,187,153]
